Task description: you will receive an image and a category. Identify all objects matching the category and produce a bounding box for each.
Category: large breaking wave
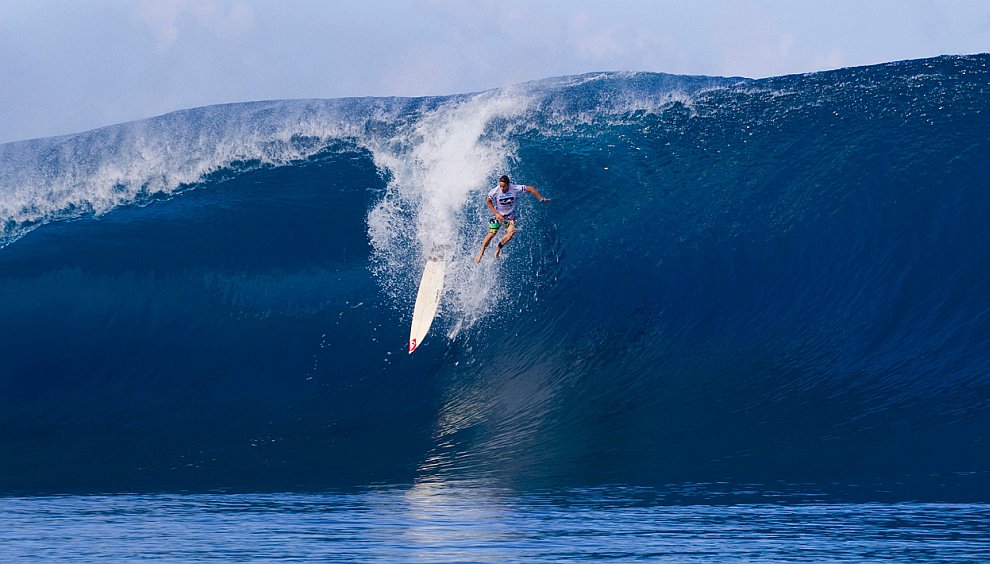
[1,56,988,497]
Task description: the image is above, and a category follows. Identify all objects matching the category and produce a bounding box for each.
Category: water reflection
[1,487,989,561]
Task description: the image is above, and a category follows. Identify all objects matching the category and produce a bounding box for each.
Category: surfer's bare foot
[474,253,483,263]
[494,245,503,258]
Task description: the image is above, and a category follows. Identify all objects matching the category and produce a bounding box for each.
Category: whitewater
[1,52,990,560]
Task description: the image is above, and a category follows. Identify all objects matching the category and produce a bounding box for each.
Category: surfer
[475,175,550,263]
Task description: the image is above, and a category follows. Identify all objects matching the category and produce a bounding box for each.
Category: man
[475,175,550,263]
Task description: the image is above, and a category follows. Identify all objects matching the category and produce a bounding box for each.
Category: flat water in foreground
[2,487,988,562]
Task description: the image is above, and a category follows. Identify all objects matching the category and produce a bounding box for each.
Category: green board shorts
[488,214,517,233]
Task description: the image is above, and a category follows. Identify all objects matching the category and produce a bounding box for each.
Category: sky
[1,0,988,143]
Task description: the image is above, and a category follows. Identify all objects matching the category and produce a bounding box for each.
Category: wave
[1,56,989,496]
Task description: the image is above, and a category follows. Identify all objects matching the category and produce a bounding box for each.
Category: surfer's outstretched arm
[525,185,550,203]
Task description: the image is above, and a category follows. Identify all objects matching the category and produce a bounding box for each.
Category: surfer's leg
[476,219,502,263]
[494,223,516,258]
[475,231,496,263]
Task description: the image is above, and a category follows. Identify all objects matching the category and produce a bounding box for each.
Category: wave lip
[0,69,741,248]
[0,98,409,245]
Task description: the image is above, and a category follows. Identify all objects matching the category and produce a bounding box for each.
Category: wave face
[1,57,989,496]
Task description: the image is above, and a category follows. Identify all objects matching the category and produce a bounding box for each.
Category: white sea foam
[364,88,534,329]
[0,99,392,245]
[0,88,541,331]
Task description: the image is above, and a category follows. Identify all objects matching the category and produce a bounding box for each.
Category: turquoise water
[3,488,988,561]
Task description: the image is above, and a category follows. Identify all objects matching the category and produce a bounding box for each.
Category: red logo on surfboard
[408,338,417,353]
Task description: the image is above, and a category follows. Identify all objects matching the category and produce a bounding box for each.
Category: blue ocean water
[2,55,990,558]
[2,487,989,561]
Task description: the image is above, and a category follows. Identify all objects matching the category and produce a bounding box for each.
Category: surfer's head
[499,175,510,191]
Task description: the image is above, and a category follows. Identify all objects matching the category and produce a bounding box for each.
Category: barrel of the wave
[408,252,446,353]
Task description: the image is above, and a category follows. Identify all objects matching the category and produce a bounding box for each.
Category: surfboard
[408,254,446,353]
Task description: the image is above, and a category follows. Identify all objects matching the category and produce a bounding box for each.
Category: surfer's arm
[486,197,503,220]
[525,185,550,203]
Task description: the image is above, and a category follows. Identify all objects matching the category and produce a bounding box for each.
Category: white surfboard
[408,254,446,353]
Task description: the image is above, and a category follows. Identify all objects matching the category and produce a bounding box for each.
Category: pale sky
[1,0,988,143]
